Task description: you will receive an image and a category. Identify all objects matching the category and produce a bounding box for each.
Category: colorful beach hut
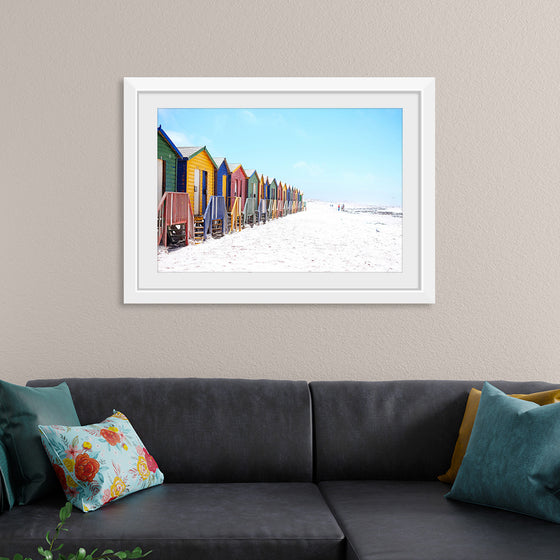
[157,126,194,247]
[268,178,278,219]
[277,181,285,217]
[176,146,217,216]
[229,164,248,210]
[244,169,259,227]
[258,174,267,223]
[177,146,222,242]
[214,157,231,199]
[157,126,181,198]
[228,163,247,231]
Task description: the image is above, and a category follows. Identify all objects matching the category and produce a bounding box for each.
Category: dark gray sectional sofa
[1,377,560,560]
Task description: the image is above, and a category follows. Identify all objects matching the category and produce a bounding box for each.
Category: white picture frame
[124,77,435,304]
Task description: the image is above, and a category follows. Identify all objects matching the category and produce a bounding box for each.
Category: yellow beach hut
[177,146,217,217]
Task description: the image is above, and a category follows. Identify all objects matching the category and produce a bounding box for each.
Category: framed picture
[124,77,434,304]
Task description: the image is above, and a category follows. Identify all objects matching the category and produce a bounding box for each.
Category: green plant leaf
[114,553,127,559]
[59,502,72,522]
[100,552,114,557]
[39,549,53,560]
[64,502,73,518]
[14,554,23,560]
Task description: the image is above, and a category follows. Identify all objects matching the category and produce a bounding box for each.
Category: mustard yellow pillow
[438,387,560,484]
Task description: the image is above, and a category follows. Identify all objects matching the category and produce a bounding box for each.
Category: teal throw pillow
[0,439,15,511]
[0,380,80,504]
[446,381,560,523]
[39,411,164,512]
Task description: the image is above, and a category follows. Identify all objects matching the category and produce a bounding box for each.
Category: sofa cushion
[446,382,560,523]
[0,439,15,511]
[0,483,345,560]
[309,380,559,480]
[27,378,313,483]
[438,386,560,483]
[39,411,164,512]
[319,481,560,560]
[0,380,80,504]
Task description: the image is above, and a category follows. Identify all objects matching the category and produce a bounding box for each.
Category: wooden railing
[203,196,227,240]
[230,197,243,232]
[258,199,268,223]
[243,197,257,225]
[157,192,194,247]
[268,199,278,219]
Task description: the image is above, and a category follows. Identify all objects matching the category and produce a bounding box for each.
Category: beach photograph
[157,108,402,273]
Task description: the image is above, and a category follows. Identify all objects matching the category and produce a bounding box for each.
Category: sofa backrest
[310,380,559,481]
[27,378,313,483]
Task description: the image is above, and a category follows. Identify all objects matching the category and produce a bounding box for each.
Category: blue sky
[158,108,402,206]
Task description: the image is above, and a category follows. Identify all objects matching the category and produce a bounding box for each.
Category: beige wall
[3,1,559,385]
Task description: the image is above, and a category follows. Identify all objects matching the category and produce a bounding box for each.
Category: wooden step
[212,219,224,239]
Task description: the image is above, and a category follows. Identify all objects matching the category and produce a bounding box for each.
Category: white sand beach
[157,200,402,273]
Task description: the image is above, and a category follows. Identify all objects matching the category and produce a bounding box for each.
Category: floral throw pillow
[38,411,164,512]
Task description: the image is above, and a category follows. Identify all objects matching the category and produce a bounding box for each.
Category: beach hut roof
[178,146,203,158]
[245,169,256,177]
[228,163,247,177]
[178,146,218,168]
[214,157,230,172]
[157,126,183,159]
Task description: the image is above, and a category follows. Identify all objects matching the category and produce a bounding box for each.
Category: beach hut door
[158,159,165,199]
[202,171,207,212]
[194,169,200,214]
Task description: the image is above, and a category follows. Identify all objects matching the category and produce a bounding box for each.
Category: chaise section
[1,483,345,560]
[319,481,560,560]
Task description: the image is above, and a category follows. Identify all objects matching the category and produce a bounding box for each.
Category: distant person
[337,204,340,211]
[341,204,345,211]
